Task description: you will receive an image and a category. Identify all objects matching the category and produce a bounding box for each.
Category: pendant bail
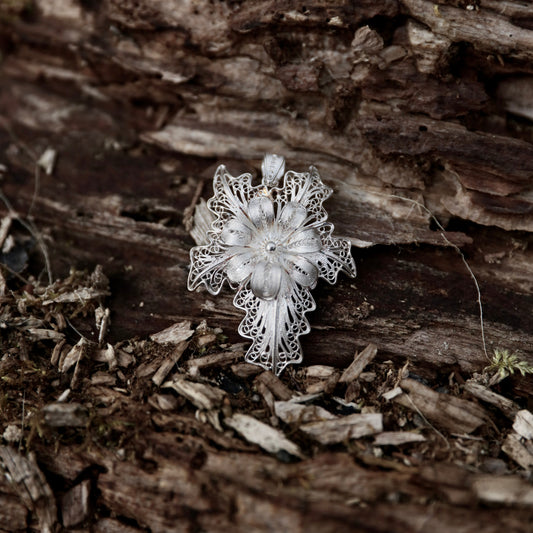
[261,154,285,188]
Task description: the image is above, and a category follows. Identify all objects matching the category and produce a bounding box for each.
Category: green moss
[485,349,533,380]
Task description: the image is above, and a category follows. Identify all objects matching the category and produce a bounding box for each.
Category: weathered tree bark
[0,1,532,531]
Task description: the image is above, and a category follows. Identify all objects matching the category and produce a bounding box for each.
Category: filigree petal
[310,225,356,283]
[220,218,252,246]
[226,252,257,284]
[209,165,256,233]
[250,260,283,300]
[283,254,318,288]
[247,196,275,229]
[187,244,227,295]
[275,167,333,225]
[285,227,322,253]
[277,201,307,231]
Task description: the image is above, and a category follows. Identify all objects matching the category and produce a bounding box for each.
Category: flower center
[265,241,277,252]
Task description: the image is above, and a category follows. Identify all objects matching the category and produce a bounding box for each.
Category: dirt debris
[0,265,532,530]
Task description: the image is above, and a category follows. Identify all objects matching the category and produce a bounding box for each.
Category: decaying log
[1,0,533,531]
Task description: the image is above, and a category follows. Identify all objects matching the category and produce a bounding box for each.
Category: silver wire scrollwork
[188,155,356,375]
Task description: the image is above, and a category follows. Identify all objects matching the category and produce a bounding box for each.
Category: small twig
[19,391,26,452]
[28,164,41,217]
[0,189,53,285]
[65,317,90,342]
[0,262,31,285]
[183,179,205,232]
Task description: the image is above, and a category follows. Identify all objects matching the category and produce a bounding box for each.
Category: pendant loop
[261,154,285,188]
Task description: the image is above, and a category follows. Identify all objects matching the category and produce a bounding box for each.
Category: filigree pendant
[188,155,356,376]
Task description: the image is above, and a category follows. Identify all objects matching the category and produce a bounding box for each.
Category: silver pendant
[188,155,356,375]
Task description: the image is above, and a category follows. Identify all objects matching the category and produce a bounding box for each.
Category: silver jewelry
[188,154,356,376]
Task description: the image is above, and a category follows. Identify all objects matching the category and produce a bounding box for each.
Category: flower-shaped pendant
[188,155,356,375]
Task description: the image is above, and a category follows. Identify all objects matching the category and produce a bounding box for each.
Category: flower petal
[226,252,256,284]
[247,196,275,229]
[286,227,322,253]
[220,218,252,246]
[250,261,283,300]
[284,254,318,288]
[278,202,308,230]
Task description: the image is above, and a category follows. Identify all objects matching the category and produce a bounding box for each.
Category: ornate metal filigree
[188,154,356,375]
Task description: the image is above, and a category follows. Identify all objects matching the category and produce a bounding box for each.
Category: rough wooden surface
[0,1,533,531]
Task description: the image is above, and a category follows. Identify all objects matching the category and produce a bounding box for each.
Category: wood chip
[230,363,263,378]
[94,518,144,533]
[382,386,403,401]
[186,351,242,373]
[42,403,89,428]
[26,328,65,342]
[0,215,12,251]
[501,432,533,470]
[373,431,426,446]
[150,320,194,344]
[464,381,519,419]
[148,394,180,411]
[152,340,189,386]
[255,371,293,401]
[224,413,303,458]
[513,409,533,440]
[274,400,336,424]
[58,338,86,374]
[0,446,57,533]
[162,375,225,411]
[339,343,378,383]
[116,348,134,368]
[93,343,117,371]
[395,378,488,434]
[190,198,214,246]
[50,339,66,366]
[256,380,276,416]
[37,147,57,175]
[473,475,533,505]
[61,479,91,528]
[42,287,109,305]
[196,333,217,347]
[306,365,337,378]
[96,306,111,346]
[299,413,383,445]
[90,371,116,386]
[306,369,341,395]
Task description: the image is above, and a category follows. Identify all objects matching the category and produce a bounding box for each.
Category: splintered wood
[464,381,520,420]
[61,479,91,528]
[225,413,303,458]
[42,403,89,428]
[502,409,533,470]
[274,398,382,445]
[374,431,426,446]
[149,320,194,344]
[0,447,57,533]
[339,343,378,383]
[298,413,383,445]
[394,378,488,434]
[162,375,225,411]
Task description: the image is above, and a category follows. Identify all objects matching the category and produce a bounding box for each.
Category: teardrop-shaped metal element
[261,154,285,188]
